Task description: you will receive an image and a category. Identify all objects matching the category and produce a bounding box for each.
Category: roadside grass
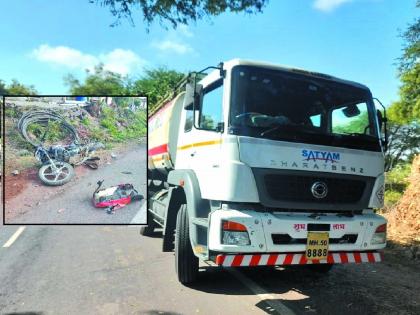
[384,163,411,207]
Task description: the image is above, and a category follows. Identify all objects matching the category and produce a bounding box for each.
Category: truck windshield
[229,65,381,151]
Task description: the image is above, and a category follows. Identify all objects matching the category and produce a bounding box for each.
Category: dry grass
[384,155,420,245]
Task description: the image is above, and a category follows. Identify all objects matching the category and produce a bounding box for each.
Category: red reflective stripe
[327,254,335,264]
[217,252,381,267]
[250,255,261,266]
[340,253,349,264]
[232,255,244,266]
[267,254,278,265]
[148,144,168,156]
[354,252,362,263]
[215,255,225,265]
[283,254,294,265]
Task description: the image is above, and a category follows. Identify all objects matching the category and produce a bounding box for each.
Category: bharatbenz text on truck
[144,59,388,284]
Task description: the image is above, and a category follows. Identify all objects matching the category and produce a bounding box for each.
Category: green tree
[392,1,420,123]
[0,79,38,95]
[63,65,184,112]
[380,1,420,170]
[130,67,184,111]
[0,80,7,95]
[385,122,420,170]
[64,64,128,95]
[91,0,267,28]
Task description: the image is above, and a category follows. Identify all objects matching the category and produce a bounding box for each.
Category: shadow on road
[143,232,419,314]
[142,230,165,239]
[137,311,183,315]
[188,264,414,315]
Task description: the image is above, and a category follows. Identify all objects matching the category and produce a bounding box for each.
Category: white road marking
[228,268,296,315]
[2,226,26,248]
[130,202,147,225]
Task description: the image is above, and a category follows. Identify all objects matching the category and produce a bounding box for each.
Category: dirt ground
[3,141,143,222]
[381,155,420,262]
[239,248,420,315]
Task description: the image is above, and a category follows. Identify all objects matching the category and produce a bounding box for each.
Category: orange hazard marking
[150,152,170,163]
[151,156,164,162]
[177,139,222,150]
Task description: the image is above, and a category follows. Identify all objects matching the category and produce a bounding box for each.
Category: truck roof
[151,58,371,116]
[217,58,371,91]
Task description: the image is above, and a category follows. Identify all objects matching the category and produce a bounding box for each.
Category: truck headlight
[221,220,250,246]
[371,223,387,244]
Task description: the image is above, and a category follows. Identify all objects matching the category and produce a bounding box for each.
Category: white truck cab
[145,59,388,284]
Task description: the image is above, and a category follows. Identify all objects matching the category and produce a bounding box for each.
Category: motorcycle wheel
[38,161,75,186]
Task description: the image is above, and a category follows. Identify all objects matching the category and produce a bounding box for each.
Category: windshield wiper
[260,124,284,136]
[341,132,378,141]
[260,123,320,137]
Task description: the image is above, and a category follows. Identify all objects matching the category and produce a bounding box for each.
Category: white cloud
[32,44,97,70]
[151,25,195,55]
[178,25,193,38]
[313,0,353,12]
[31,44,147,75]
[151,40,193,55]
[99,49,146,75]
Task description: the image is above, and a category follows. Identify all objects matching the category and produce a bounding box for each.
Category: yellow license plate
[306,232,329,260]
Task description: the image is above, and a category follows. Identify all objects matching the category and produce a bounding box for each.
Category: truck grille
[252,169,375,211]
[264,174,365,203]
[271,233,358,245]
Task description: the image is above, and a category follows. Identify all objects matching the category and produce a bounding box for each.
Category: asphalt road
[4,144,147,224]
[0,224,419,315]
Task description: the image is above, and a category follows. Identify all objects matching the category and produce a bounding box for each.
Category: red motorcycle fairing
[92,181,142,211]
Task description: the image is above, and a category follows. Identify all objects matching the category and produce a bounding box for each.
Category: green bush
[97,107,146,142]
[7,128,33,150]
[26,121,69,144]
[386,163,411,191]
[81,117,90,126]
[384,190,403,207]
[384,163,411,206]
[4,106,22,119]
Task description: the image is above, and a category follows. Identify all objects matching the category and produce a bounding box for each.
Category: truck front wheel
[175,204,199,284]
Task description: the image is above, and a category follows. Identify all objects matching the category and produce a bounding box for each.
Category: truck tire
[140,215,156,236]
[175,204,199,284]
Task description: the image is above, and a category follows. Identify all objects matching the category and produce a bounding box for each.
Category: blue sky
[0,0,417,105]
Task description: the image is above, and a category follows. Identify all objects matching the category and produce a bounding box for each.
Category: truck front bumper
[208,209,387,258]
[214,251,383,267]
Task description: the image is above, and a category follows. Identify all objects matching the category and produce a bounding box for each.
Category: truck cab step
[191,217,208,228]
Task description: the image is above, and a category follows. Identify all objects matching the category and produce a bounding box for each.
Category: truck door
[176,78,224,190]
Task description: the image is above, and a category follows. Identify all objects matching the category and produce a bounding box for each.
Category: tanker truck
[144,59,388,284]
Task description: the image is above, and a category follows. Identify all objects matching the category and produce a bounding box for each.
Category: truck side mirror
[377,110,384,130]
[342,104,360,117]
[183,83,203,110]
[376,107,388,151]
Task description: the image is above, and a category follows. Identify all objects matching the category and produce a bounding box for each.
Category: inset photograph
[3,96,147,224]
